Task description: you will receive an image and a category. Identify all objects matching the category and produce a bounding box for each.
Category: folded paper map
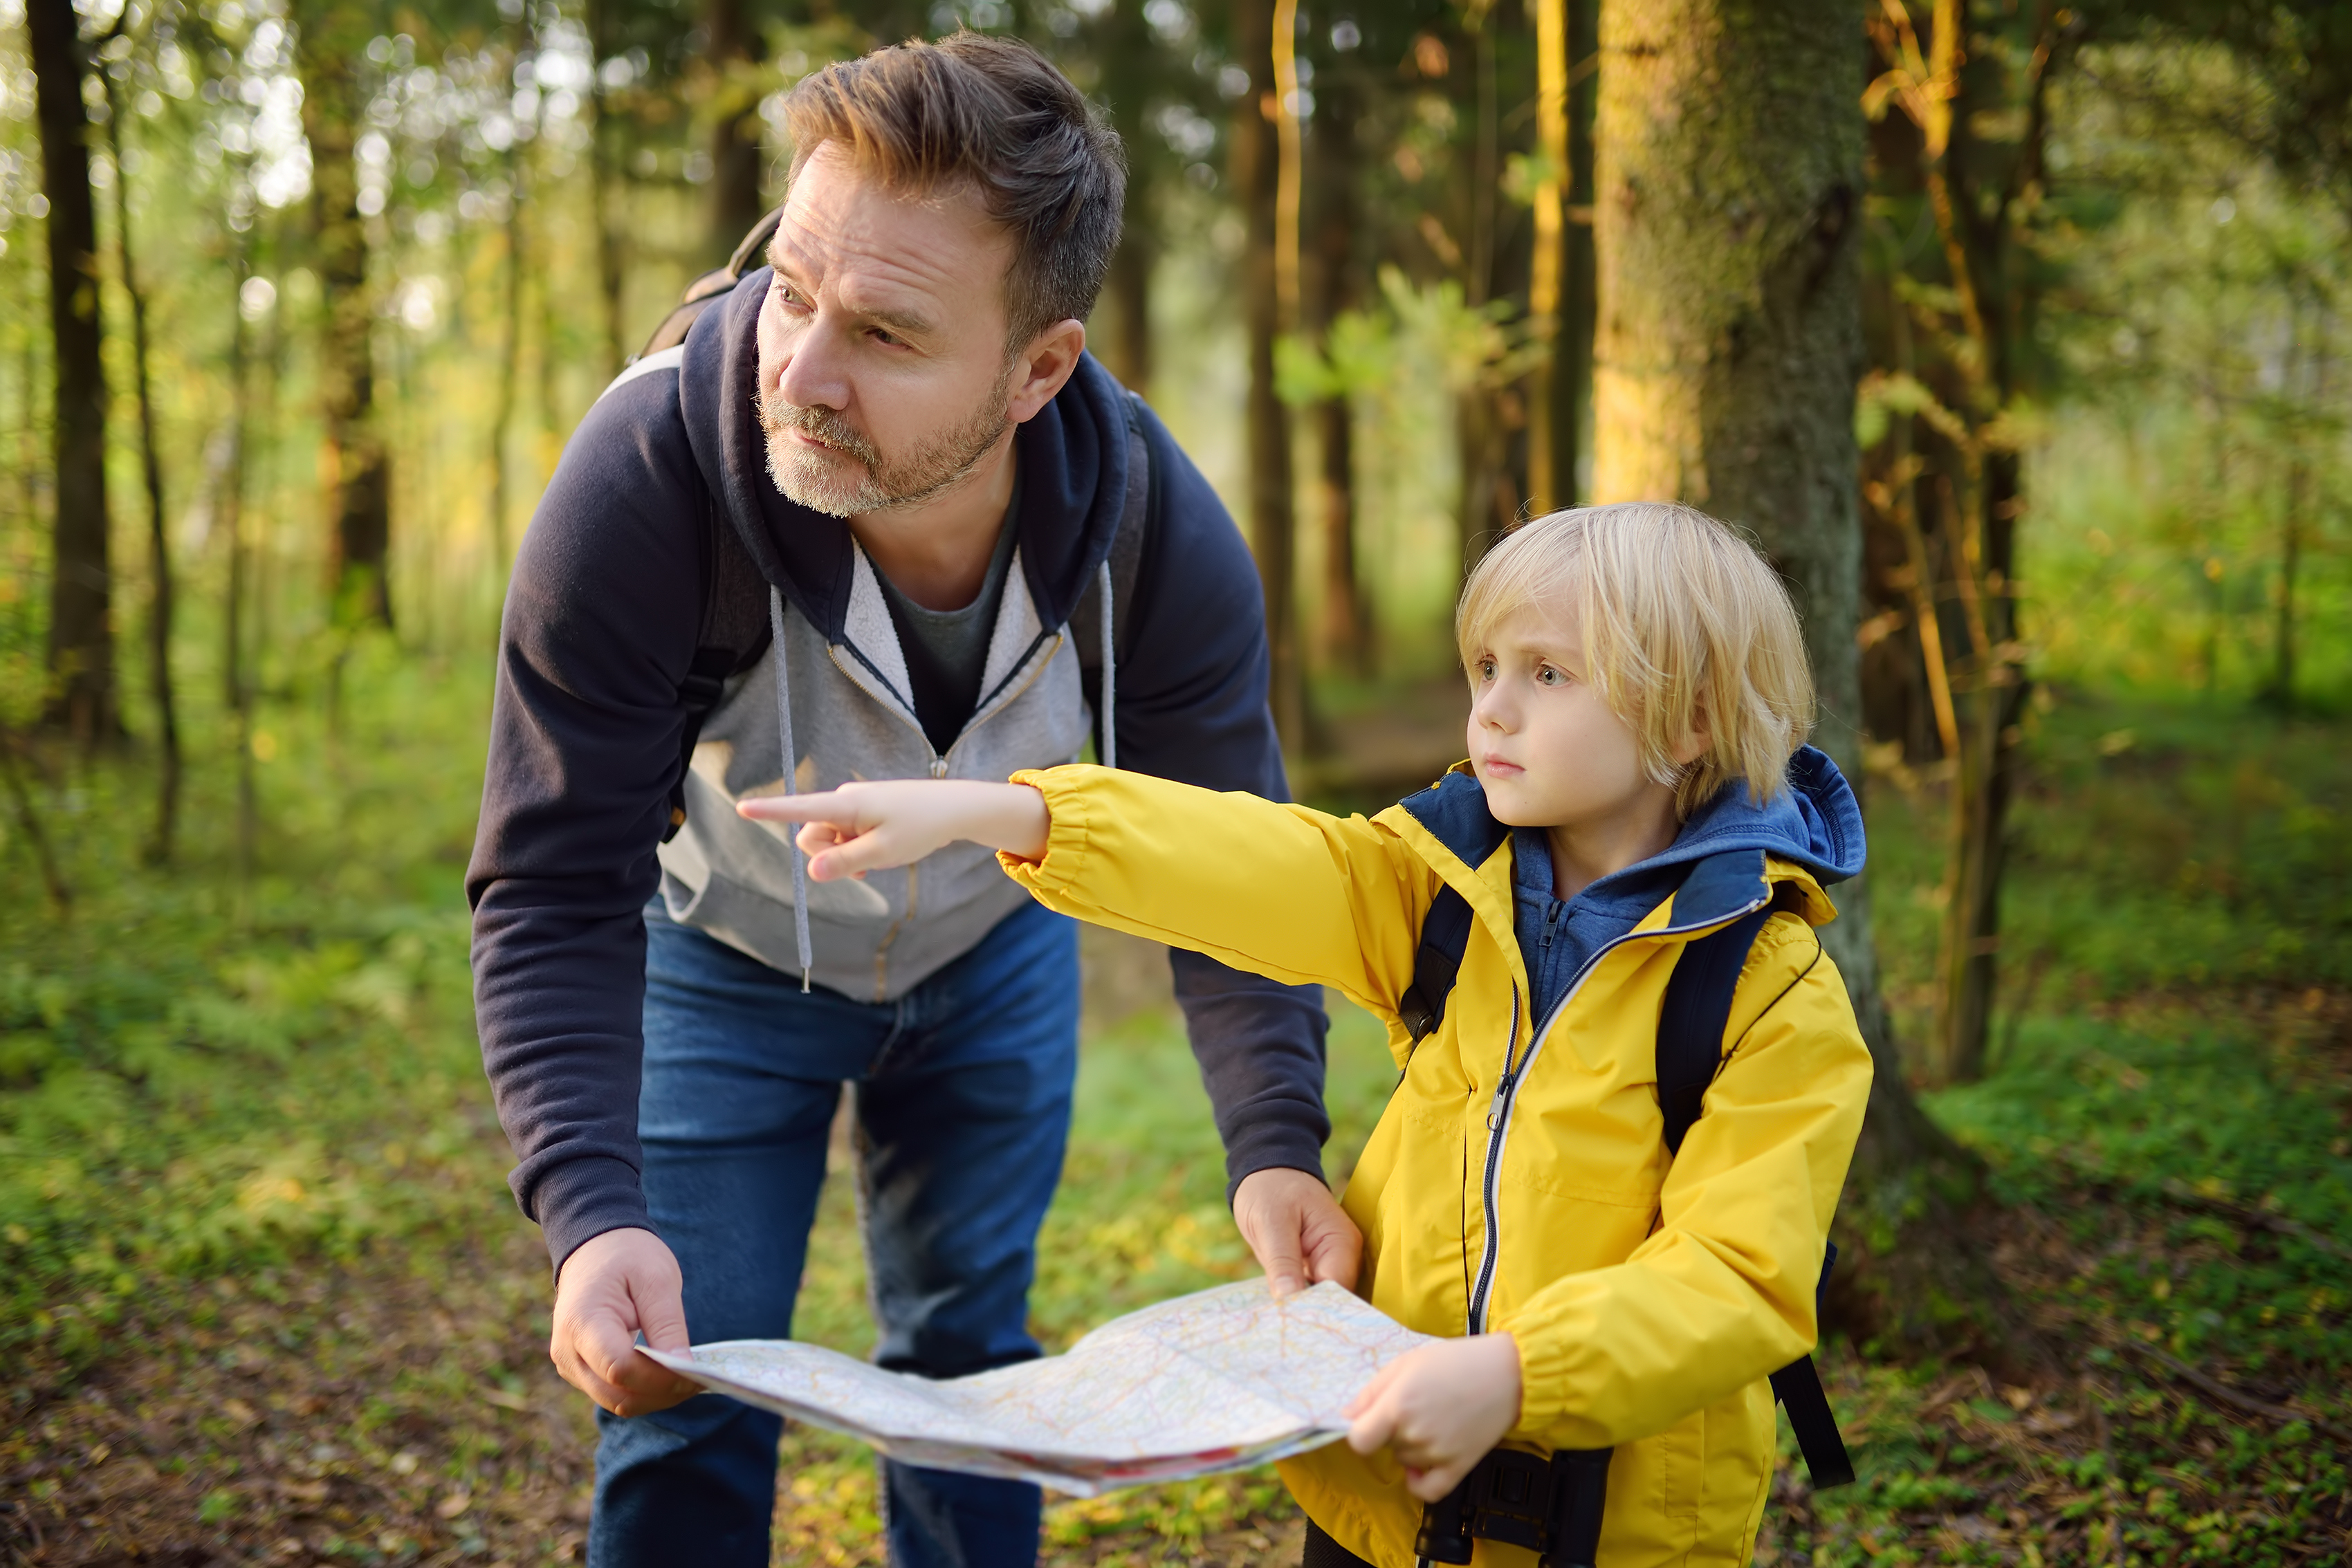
[640,1278,1431,1496]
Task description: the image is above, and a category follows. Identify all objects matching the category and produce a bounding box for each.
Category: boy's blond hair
[1455,503,1815,818]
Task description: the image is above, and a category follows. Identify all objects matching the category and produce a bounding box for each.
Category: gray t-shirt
[872,481,1022,756]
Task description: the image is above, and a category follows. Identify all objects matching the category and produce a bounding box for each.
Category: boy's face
[1464,603,1678,838]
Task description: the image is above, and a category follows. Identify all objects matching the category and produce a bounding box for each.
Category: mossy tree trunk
[1592,0,2014,1358]
[26,0,115,743]
[297,0,392,629]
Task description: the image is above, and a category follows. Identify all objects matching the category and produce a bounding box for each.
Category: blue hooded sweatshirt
[1510,746,1867,1025]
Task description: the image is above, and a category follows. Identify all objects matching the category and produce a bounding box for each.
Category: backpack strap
[1398,882,1476,1043]
[1655,886,1853,1487]
[663,480,771,842]
[650,206,791,842]
[634,207,783,362]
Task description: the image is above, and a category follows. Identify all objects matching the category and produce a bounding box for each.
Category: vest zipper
[1462,889,1772,1335]
[823,629,1063,780]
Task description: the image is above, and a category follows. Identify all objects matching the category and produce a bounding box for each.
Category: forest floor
[1,649,2346,1567]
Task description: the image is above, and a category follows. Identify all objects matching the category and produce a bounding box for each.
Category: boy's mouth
[1479,753,1525,779]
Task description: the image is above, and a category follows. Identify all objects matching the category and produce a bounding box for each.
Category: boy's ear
[1669,699,1712,768]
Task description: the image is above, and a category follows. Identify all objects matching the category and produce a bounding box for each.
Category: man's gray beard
[758,372,1013,519]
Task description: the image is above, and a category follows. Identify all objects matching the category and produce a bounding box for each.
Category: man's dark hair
[782,33,1126,349]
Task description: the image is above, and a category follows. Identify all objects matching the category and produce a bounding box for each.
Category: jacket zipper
[1463,889,1771,1334]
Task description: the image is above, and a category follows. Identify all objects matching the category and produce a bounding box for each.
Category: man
[467,33,1362,1568]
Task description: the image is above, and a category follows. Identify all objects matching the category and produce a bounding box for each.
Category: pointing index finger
[736,791,857,826]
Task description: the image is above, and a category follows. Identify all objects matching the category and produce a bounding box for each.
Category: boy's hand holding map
[640,1279,1467,1496]
[734,784,1529,1497]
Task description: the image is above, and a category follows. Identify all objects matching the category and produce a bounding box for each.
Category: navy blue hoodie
[467,274,1330,1269]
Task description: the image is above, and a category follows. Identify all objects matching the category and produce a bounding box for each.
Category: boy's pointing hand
[738,780,1050,880]
[1343,1334,1523,1502]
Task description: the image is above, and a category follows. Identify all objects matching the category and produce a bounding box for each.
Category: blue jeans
[588,898,1080,1568]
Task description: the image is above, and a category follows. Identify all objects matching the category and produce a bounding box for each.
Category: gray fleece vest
[655,543,1106,1003]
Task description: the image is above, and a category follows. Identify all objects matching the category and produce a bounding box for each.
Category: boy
[742,502,1874,1566]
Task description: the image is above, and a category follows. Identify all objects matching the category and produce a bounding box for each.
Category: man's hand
[550,1228,701,1417]
[1344,1334,1523,1501]
[1233,1167,1363,1298]
[738,780,1049,881]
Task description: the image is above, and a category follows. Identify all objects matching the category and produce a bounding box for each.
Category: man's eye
[870,326,903,347]
[775,284,811,311]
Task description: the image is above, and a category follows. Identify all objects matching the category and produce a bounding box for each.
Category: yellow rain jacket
[1003,748,1873,1567]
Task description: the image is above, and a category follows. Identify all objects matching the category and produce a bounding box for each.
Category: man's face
[755,145,1025,517]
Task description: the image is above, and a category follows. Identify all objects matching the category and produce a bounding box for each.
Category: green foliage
[0,634,496,1383]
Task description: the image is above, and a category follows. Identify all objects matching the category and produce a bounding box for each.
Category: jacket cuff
[1221,1123,1329,1205]
[528,1155,656,1278]
[1001,766,1092,894]
[1494,1301,1583,1432]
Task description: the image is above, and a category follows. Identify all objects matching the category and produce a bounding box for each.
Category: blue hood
[1399,744,1866,922]
[1575,744,1866,931]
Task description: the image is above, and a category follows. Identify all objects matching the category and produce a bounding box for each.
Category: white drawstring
[1096,558,1117,770]
[769,586,812,991]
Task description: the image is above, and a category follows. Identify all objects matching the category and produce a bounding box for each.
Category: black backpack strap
[1656,887,1854,1488]
[1397,883,1476,1042]
[649,207,796,842]
[1769,1239,1857,1488]
[663,483,773,842]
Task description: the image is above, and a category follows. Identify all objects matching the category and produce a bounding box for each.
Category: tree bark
[704,0,766,259]
[103,86,178,863]
[1232,0,1303,753]
[1527,0,1569,515]
[1593,0,2014,1359]
[297,1,392,628]
[587,0,627,377]
[1454,10,1507,580]
[26,0,115,744]
[1310,68,1365,675]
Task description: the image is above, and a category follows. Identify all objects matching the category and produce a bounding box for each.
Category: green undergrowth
[1,637,502,1392]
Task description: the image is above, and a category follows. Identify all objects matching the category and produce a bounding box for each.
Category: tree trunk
[1232,0,1303,753]
[1101,220,1154,394]
[1527,0,1569,515]
[26,0,115,744]
[704,0,766,259]
[587,0,627,378]
[493,122,527,584]
[223,237,258,883]
[1593,0,2014,1360]
[1310,71,1365,675]
[297,2,392,628]
[1454,10,1506,580]
[104,88,179,864]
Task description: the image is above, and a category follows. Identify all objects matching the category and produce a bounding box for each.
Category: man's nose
[775,314,852,411]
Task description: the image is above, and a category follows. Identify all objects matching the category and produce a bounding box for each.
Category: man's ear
[1004,319,1087,424]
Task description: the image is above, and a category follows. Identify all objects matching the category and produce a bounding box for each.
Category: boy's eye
[1536,664,1564,686]
[1476,658,1497,681]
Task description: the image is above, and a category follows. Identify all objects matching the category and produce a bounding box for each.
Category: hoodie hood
[677,268,1132,643]
[1399,744,1866,932]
